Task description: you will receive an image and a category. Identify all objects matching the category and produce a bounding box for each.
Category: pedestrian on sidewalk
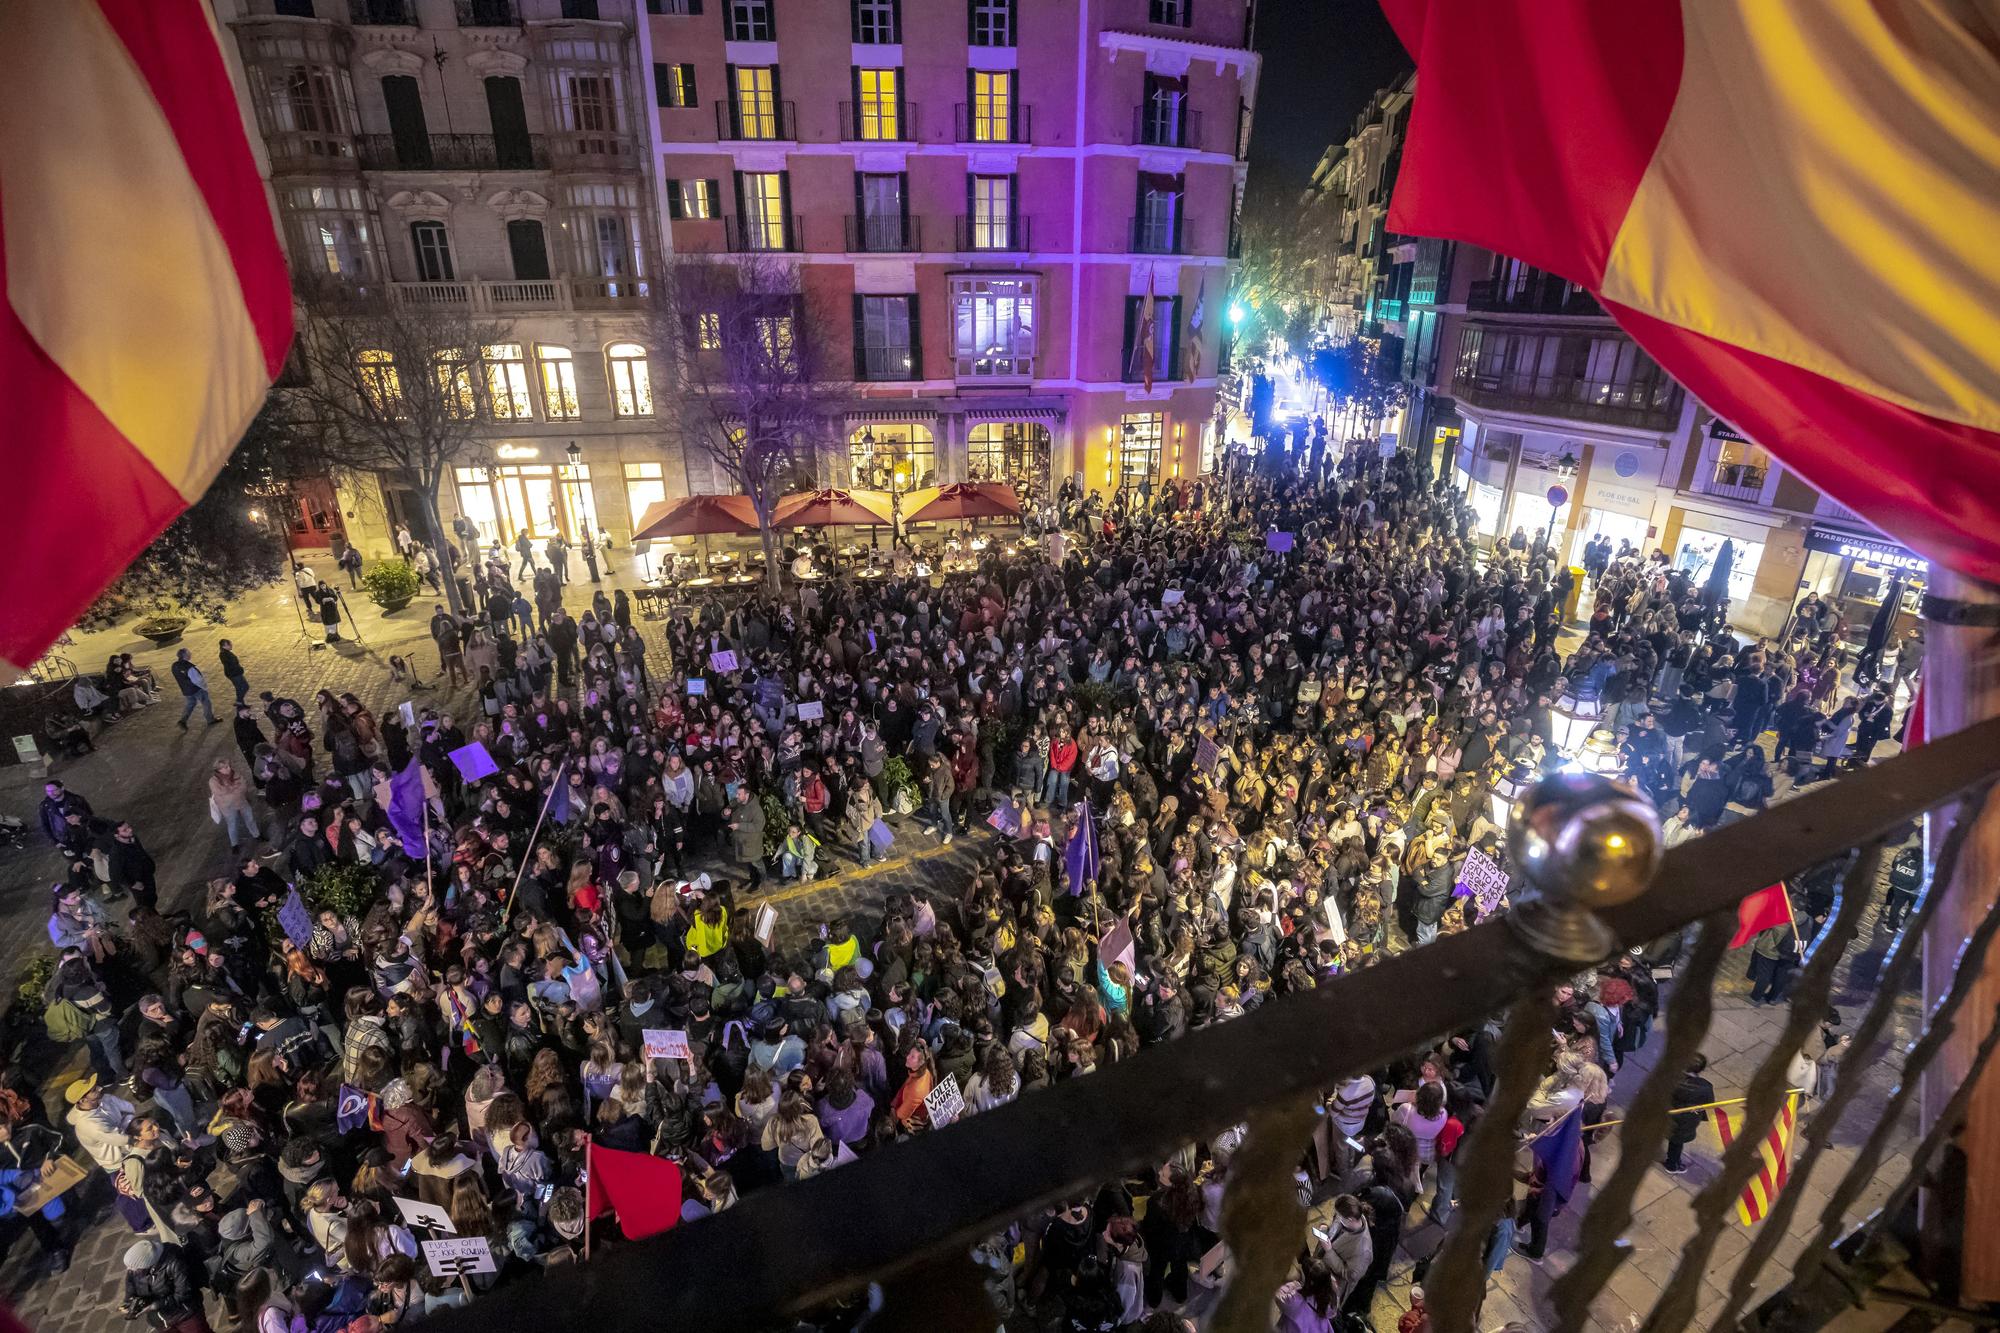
[218,638,249,705]
[1662,1053,1713,1173]
[338,543,363,589]
[171,648,218,729]
[102,821,158,911]
[514,530,535,580]
[208,759,261,853]
[317,585,344,643]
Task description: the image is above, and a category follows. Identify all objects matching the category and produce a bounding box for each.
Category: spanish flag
[1713,1093,1799,1225]
[1381,0,2000,589]
[0,1,293,669]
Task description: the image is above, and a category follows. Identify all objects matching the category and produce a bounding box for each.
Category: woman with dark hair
[1277,1257,1340,1333]
[1138,1166,1203,1309]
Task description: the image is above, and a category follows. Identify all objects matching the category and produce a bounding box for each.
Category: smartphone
[238,1021,254,1042]
[536,1182,554,1202]
[400,1159,413,1177]
[577,1167,589,1187]
[1345,1136,1365,1153]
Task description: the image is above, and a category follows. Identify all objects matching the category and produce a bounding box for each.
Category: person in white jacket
[63,1076,134,1171]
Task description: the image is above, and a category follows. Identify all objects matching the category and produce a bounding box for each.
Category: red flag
[0,1,293,668]
[586,1142,684,1239]
[1382,0,2000,589]
[1730,883,1795,950]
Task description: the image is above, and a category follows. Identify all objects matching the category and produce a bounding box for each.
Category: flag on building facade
[1184,275,1206,381]
[0,0,293,669]
[1381,0,2000,594]
[1138,273,1158,394]
[586,1142,684,1240]
[1729,882,1795,950]
[1713,1092,1799,1224]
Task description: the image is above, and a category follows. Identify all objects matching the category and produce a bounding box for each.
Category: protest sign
[1454,847,1511,915]
[393,1196,456,1235]
[1161,588,1184,607]
[1194,735,1222,775]
[399,701,417,728]
[643,1029,692,1063]
[709,650,738,673]
[925,1074,965,1128]
[754,903,778,947]
[797,700,824,721]
[1266,531,1295,553]
[687,678,706,696]
[277,889,315,950]
[447,742,499,784]
[422,1238,495,1278]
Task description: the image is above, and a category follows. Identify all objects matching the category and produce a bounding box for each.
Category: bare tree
[650,255,848,591]
[286,284,511,615]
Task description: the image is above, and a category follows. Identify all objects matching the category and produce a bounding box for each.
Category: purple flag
[1063,799,1099,897]
[549,775,573,825]
[277,889,314,949]
[1266,531,1294,553]
[1530,1106,1585,1228]
[336,1084,376,1134]
[386,759,428,854]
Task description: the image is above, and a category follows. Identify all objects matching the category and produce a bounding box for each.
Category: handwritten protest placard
[1454,847,1511,915]
[393,1196,456,1234]
[925,1074,965,1129]
[277,889,315,950]
[643,1029,692,1063]
[709,650,739,673]
[421,1237,495,1278]
[448,742,499,783]
[687,678,706,696]
[797,700,824,721]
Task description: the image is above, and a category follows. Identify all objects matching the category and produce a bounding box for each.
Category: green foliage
[300,861,379,919]
[881,756,921,805]
[1069,679,1132,722]
[760,790,790,859]
[133,615,190,637]
[12,951,55,1015]
[361,559,421,608]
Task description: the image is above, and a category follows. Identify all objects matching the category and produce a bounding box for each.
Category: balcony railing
[412,718,2000,1333]
[838,100,919,143]
[348,0,412,22]
[1468,273,1605,317]
[725,215,798,254]
[1128,213,1184,255]
[1452,371,1686,430]
[954,214,1030,253]
[1695,458,1768,503]
[953,102,1031,144]
[453,0,517,25]
[843,213,921,254]
[385,278,625,312]
[265,131,357,173]
[714,98,796,142]
[1134,103,1202,149]
[354,133,548,172]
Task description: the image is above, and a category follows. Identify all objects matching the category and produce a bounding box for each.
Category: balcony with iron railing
[1128,213,1184,256]
[384,277,640,312]
[838,100,920,143]
[354,133,548,172]
[1452,368,1686,431]
[725,214,799,254]
[1693,457,1769,503]
[713,98,796,143]
[1468,273,1606,317]
[843,213,921,254]
[955,214,1031,253]
[953,102,1031,144]
[412,720,2000,1333]
[265,131,358,173]
[1134,103,1202,150]
[453,0,517,25]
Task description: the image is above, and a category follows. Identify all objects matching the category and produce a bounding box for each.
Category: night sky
[1247,0,1412,203]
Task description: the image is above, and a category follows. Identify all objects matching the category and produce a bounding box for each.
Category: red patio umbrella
[632,495,760,539]
[772,488,896,528]
[900,481,1023,522]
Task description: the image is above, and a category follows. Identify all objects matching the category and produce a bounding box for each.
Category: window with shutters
[1121,296,1180,382]
[670,180,719,219]
[537,346,581,420]
[969,0,1014,46]
[653,62,696,107]
[410,221,455,282]
[970,70,1011,142]
[853,0,898,43]
[1148,0,1189,25]
[855,68,900,140]
[732,66,778,139]
[951,275,1035,379]
[857,295,914,380]
[607,343,653,417]
[726,0,772,40]
[1134,173,1182,253]
[970,174,1012,250]
[739,171,787,250]
[857,173,905,250]
[1140,73,1186,146]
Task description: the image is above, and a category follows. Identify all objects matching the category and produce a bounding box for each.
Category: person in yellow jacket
[686,900,730,961]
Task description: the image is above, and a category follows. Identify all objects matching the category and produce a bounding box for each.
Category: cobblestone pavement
[0,567,1929,1331]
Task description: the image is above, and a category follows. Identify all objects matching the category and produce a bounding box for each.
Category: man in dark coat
[37,781,92,848]
[1663,1053,1715,1173]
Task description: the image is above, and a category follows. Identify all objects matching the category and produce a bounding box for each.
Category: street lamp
[1487,761,1533,832]
[1551,685,1604,756]
[1228,302,1246,328]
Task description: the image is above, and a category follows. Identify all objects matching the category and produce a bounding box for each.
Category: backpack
[44,998,91,1044]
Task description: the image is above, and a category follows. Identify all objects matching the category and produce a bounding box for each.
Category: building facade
[217,0,677,558]
[646,0,1258,500]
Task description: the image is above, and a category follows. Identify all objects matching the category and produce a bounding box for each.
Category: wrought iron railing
[354,133,547,172]
[415,717,2000,1333]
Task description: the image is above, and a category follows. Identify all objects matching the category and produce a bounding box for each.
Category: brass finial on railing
[1506,771,1663,962]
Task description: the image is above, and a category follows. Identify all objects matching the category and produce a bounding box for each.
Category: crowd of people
[10,440,1910,1333]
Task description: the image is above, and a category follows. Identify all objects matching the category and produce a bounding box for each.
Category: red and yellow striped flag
[0,0,293,669]
[1713,1093,1799,1225]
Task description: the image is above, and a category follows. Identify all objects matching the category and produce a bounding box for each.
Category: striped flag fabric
[1713,1093,1799,1225]
[0,0,292,670]
[1381,0,2000,589]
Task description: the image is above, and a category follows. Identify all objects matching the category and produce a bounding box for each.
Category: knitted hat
[223,1123,258,1156]
[123,1240,162,1271]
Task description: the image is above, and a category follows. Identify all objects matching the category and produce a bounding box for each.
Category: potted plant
[361,560,420,614]
[133,614,188,647]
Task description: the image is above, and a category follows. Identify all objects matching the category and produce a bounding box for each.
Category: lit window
[971,70,1011,142]
[358,348,400,411]
[739,171,787,251]
[856,68,899,140]
[653,62,695,108]
[482,343,533,420]
[434,350,477,420]
[754,314,796,370]
[671,179,717,219]
[726,0,772,41]
[970,174,1013,250]
[624,461,667,527]
[537,344,580,420]
[607,342,653,417]
[952,275,1036,378]
[1119,412,1164,487]
[696,312,721,350]
[732,66,778,139]
[853,0,898,43]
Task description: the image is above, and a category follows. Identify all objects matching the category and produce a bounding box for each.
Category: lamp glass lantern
[1488,765,1532,832]
[1551,691,1603,755]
